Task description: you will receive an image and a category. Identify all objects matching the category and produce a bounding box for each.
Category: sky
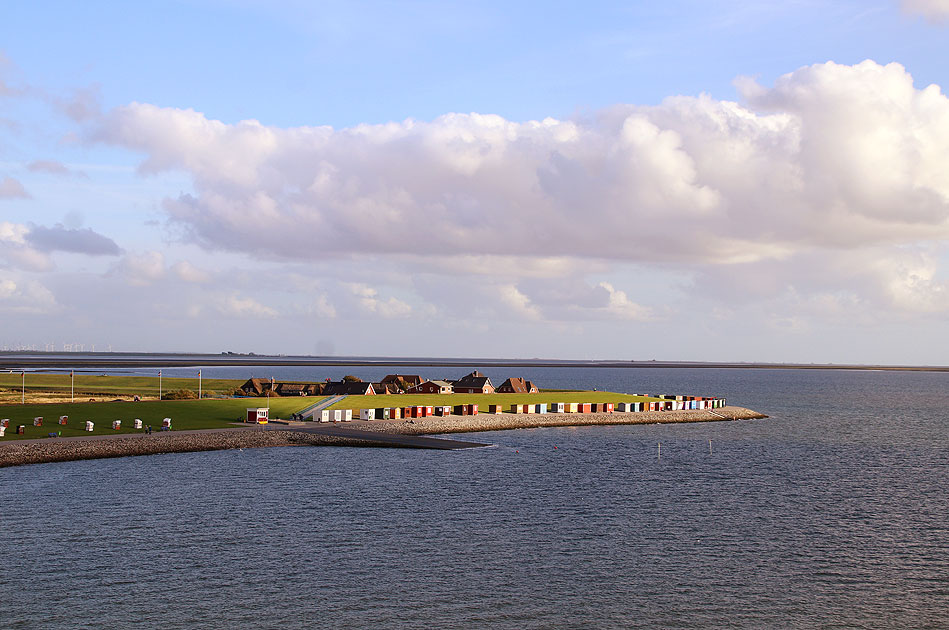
[2,0,949,363]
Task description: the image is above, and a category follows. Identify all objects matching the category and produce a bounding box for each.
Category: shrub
[162,389,199,400]
[342,375,362,382]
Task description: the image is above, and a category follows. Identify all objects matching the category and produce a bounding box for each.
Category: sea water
[1,367,947,628]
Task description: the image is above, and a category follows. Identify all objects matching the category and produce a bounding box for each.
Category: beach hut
[566,403,578,413]
[374,407,387,418]
[33,417,43,427]
[578,403,592,414]
[617,402,631,412]
[162,417,172,428]
[550,402,564,413]
[534,403,547,414]
[403,407,413,419]
[453,404,468,416]
[388,407,401,420]
[522,404,534,414]
[320,410,331,422]
[488,404,503,414]
[467,404,478,416]
[434,406,447,417]
[246,408,269,424]
[0,418,9,428]
[85,421,94,432]
[509,404,521,414]
[17,425,26,434]
[59,415,68,425]
[423,406,434,417]
[360,408,375,421]
[343,409,353,421]
[0,426,4,437]
[112,420,122,430]
[134,419,143,429]
[332,410,342,422]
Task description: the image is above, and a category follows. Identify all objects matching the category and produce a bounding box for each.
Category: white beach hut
[360,408,375,421]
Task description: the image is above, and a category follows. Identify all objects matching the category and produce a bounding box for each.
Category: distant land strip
[1,352,948,372]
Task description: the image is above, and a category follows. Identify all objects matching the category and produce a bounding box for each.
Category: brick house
[452,371,494,394]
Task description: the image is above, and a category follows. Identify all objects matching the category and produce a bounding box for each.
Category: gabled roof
[323,381,375,395]
[498,377,533,393]
[381,374,423,385]
[453,371,493,388]
[372,382,400,394]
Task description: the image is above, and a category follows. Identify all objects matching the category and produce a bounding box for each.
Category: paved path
[299,395,346,420]
[269,423,489,450]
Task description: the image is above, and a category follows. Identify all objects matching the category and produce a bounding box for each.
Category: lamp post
[159,370,162,400]
[71,370,74,403]
[21,371,25,404]
[198,369,202,400]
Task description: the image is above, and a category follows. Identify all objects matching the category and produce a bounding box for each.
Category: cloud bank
[95,61,949,275]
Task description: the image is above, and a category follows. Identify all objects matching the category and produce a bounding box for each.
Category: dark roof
[324,381,375,396]
[381,374,423,386]
[453,371,492,389]
[372,382,400,394]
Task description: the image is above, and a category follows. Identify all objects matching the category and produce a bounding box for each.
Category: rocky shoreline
[0,406,766,469]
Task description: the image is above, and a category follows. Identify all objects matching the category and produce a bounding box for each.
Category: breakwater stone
[0,406,765,468]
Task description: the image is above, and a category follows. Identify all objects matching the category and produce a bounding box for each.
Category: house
[239,378,323,396]
[273,382,323,396]
[239,378,273,396]
[496,377,539,394]
[323,381,376,396]
[380,374,423,390]
[408,380,454,395]
[371,382,401,395]
[452,370,494,394]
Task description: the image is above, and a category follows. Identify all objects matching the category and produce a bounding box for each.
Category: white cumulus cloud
[94,60,949,271]
[902,0,949,21]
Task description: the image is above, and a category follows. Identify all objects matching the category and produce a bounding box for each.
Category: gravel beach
[0,406,765,468]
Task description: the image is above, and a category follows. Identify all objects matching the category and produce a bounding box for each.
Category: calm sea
[1,367,947,629]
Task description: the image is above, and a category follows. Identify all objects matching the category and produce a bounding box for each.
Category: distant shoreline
[0,406,766,468]
[2,352,947,373]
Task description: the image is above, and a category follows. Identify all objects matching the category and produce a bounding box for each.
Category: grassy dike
[0,397,322,440]
[0,372,246,401]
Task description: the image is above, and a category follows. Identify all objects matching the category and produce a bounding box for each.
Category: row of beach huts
[0,415,173,437]
[262,395,727,424]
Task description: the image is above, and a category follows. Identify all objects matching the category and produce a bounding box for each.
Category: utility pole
[198,369,202,400]
[159,370,162,400]
[71,370,74,403]
[21,371,25,404]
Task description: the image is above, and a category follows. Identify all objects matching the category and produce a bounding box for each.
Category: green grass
[0,397,323,441]
[328,391,661,411]
[0,372,246,398]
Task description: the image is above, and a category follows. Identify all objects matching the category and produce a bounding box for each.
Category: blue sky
[2,0,949,362]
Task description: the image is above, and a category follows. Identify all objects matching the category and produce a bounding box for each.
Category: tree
[342,375,362,382]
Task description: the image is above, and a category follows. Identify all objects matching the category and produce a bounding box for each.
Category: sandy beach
[0,406,765,468]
